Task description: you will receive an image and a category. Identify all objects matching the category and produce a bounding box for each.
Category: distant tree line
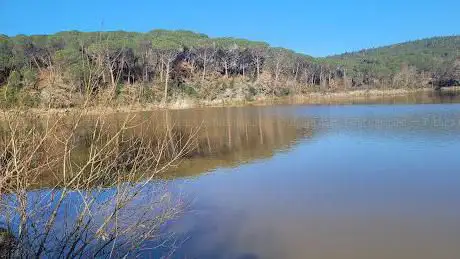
[0,30,459,106]
[325,36,460,89]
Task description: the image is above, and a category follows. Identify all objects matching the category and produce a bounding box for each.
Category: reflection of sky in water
[5,103,460,258]
[1,181,183,257]
[168,104,460,259]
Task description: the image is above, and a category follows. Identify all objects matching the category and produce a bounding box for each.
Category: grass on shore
[1,86,460,117]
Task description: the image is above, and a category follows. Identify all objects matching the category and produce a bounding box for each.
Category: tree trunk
[275,60,280,82]
[295,63,300,81]
[164,60,170,103]
[160,61,164,83]
[202,59,206,81]
[319,67,323,87]
[190,60,195,76]
[109,64,116,95]
[255,57,260,80]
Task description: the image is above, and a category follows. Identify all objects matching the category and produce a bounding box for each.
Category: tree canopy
[0,30,458,107]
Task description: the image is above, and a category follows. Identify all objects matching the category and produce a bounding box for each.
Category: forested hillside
[325,36,460,88]
[0,30,458,108]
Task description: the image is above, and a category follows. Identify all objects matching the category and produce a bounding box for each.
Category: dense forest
[0,30,459,108]
[326,36,460,88]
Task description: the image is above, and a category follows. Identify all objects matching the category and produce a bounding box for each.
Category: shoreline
[3,87,460,116]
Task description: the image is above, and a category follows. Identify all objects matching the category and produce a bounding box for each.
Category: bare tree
[87,41,125,98]
[238,49,253,78]
[196,44,216,82]
[0,109,198,257]
[217,44,239,78]
[159,49,181,103]
[250,46,267,80]
[270,49,287,84]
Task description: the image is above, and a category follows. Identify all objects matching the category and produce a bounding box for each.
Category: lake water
[3,92,460,258]
[164,103,460,259]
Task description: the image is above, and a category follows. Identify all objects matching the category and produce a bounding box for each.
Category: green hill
[0,30,459,108]
[323,36,460,87]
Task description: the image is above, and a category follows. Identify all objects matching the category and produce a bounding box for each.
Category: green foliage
[1,69,40,108]
[148,30,208,48]
[325,36,460,79]
[0,85,20,108]
[115,83,124,97]
[140,86,158,102]
[245,86,258,101]
[19,91,40,107]
[179,84,198,97]
[278,88,290,96]
[151,37,183,51]
[54,48,81,66]
[7,70,22,88]
[55,48,92,89]
[21,68,38,87]
[0,37,12,68]
[248,86,257,96]
[0,30,458,108]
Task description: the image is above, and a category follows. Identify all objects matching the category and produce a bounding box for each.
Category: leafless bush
[0,110,197,258]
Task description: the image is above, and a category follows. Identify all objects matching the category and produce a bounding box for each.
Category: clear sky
[1,0,459,57]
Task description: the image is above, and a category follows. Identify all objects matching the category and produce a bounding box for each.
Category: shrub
[278,88,291,96]
[140,85,158,103]
[0,86,20,108]
[7,70,21,89]
[0,112,193,257]
[20,91,40,107]
[179,84,198,97]
[21,68,38,88]
[248,86,257,96]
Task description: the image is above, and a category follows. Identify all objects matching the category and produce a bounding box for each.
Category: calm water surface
[6,93,460,258]
[164,103,460,259]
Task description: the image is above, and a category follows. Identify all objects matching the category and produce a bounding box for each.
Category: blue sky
[1,0,459,57]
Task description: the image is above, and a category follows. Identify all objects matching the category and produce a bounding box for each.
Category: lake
[2,92,460,258]
[166,104,460,259]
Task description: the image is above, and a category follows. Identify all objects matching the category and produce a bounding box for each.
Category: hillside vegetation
[0,30,458,108]
[325,36,460,88]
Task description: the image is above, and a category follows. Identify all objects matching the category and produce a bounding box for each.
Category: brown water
[161,103,460,259]
[163,93,460,259]
[4,91,460,258]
